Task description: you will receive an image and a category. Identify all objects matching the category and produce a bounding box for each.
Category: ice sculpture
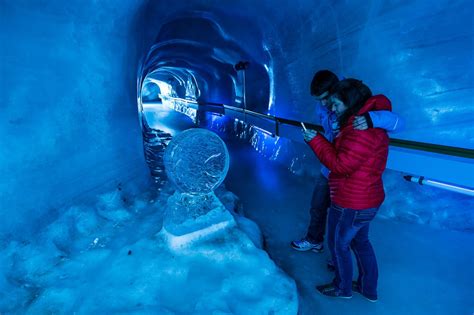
[164,128,229,194]
[161,128,235,247]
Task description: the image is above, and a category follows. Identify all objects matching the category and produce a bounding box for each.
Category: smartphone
[300,122,307,131]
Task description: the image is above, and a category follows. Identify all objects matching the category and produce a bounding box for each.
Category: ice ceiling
[140,11,272,114]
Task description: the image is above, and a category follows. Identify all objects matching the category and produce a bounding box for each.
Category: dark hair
[330,78,372,127]
[310,70,339,97]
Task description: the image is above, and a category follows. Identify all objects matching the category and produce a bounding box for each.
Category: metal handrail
[221,104,474,159]
[143,99,474,159]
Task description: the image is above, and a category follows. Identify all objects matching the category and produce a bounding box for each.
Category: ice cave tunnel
[1,1,473,314]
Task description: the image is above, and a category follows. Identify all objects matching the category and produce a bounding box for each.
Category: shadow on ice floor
[224,141,474,315]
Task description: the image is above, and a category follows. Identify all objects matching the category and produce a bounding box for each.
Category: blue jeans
[306,174,331,243]
[328,203,379,299]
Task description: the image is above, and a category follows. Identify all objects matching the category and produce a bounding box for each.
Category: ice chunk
[162,192,235,247]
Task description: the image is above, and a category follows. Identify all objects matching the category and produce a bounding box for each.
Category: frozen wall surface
[0,0,154,237]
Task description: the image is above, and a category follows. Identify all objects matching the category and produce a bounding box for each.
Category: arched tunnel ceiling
[140,11,272,113]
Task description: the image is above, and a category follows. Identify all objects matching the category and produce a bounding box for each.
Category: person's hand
[353,116,369,130]
[302,129,318,142]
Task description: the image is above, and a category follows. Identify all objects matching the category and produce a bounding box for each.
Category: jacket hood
[357,94,392,115]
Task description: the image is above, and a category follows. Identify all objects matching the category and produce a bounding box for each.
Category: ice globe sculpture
[164,128,229,195]
[161,128,235,247]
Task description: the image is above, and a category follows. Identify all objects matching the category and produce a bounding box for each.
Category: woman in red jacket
[303,79,391,301]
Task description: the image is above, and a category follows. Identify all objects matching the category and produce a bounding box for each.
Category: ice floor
[224,141,474,315]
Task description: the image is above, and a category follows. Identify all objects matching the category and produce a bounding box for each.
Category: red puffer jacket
[308,95,391,210]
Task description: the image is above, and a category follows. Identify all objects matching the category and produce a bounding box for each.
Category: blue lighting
[2,1,474,314]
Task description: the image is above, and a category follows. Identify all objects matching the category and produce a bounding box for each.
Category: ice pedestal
[161,191,235,248]
[160,128,233,247]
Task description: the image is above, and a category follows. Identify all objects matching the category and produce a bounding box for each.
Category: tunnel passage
[139,11,272,111]
[137,11,273,185]
[136,6,474,196]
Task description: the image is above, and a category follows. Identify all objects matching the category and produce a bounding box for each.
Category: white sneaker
[290,238,324,253]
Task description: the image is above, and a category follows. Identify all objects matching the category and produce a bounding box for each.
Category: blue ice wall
[1,0,473,237]
[0,1,153,237]
[259,0,474,150]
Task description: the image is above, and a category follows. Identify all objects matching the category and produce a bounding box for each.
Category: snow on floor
[0,181,297,314]
[225,141,474,315]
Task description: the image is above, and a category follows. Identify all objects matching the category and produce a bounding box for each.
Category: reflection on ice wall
[1,0,473,238]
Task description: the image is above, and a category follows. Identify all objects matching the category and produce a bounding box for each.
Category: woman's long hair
[330,79,372,127]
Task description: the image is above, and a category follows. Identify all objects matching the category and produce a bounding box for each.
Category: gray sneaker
[352,282,378,302]
[290,238,324,253]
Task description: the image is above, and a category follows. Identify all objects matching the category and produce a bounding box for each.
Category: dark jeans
[306,174,331,243]
[328,203,379,299]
